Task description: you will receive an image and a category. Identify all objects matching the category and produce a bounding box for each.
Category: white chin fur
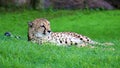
[35,32,50,38]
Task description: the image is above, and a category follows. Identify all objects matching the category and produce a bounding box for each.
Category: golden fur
[28,18,113,47]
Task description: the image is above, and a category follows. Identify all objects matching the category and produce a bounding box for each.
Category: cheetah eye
[40,25,44,27]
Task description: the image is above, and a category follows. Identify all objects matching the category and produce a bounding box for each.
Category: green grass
[0,10,120,68]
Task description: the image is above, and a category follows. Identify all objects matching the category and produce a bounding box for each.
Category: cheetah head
[28,18,51,38]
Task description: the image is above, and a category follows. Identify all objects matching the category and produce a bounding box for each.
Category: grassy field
[0,10,120,68]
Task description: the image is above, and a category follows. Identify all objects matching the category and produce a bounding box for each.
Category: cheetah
[28,18,113,47]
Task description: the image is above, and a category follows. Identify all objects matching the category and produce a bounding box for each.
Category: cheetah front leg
[76,43,86,47]
[76,43,95,48]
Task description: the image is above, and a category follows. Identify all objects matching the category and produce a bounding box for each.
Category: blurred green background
[0,0,120,68]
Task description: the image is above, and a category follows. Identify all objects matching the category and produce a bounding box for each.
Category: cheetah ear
[28,22,33,27]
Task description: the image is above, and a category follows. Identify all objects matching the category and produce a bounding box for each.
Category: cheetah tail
[90,41,114,46]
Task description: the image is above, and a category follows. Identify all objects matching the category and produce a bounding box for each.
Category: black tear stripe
[43,29,46,35]
[43,25,46,35]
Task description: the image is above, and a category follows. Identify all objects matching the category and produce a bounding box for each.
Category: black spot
[80,38,83,40]
[87,39,89,41]
[75,35,78,37]
[65,41,67,44]
[78,36,80,37]
[71,41,73,45]
[75,43,78,45]
[60,40,62,43]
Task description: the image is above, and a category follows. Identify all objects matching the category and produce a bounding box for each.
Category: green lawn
[0,10,120,68]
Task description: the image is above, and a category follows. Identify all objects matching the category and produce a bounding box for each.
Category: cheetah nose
[47,30,51,33]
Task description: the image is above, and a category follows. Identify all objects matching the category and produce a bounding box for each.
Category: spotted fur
[28,18,111,47]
